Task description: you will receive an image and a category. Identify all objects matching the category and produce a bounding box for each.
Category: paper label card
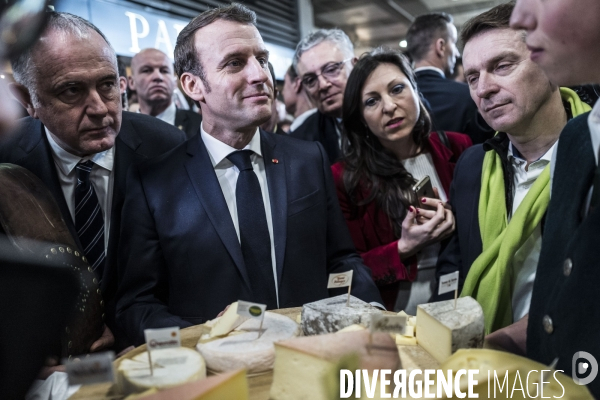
[327,270,353,288]
[438,271,460,295]
[370,314,408,335]
[65,351,115,386]
[144,326,181,351]
[237,300,267,319]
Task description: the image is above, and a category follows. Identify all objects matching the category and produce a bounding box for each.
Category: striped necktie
[75,160,106,280]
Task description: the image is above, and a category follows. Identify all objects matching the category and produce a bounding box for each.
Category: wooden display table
[70,308,438,399]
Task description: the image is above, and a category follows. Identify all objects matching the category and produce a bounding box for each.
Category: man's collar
[45,127,115,175]
[414,66,445,78]
[155,101,177,125]
[507,140,556,164]
[200,123,262,168]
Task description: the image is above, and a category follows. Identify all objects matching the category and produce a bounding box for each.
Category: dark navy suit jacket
[416,70,494,145]
[0,112,186,346]
[116,129,383,345]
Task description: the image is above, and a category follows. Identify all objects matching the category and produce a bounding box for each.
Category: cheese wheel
[416,296,484,363]
[117,347,206,395]
[301,294,382,335]
[196,312,298,374]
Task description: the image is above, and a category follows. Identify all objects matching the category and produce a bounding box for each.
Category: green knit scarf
[461,87,591,334]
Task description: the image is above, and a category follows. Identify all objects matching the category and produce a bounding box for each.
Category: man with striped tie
[0,12,186,353]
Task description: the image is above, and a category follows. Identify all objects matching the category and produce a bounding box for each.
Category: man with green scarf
[435,2,591,335]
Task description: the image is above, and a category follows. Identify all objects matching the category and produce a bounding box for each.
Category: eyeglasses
[300,58,353,90]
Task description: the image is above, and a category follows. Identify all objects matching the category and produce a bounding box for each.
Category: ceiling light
[399,40,407,48]
[0,75,5,79]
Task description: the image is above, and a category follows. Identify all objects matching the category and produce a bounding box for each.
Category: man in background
[129,48,202,139]
[281,64,316,133]
[406,13,493,144]
[291,29,357,164]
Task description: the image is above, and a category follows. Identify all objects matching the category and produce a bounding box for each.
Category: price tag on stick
[144,327,181,375]
[237,300,267,338]
[438,271,460,309]
[327,270,354,306]
[64,351,115,386]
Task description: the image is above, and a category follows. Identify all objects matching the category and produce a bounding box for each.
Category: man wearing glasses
[291,29,357,165]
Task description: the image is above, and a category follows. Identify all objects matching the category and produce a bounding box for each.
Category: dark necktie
[226,150,277,308]
[75,160,106,280]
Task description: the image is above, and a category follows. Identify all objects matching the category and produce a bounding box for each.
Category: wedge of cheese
[270,330,400,400]
[441,349,592,399]
[338,324,366,333]
[416,296,484,363]
[209,302,248,337]
[117,348,206,395]
[301,294,382,335]
[197,312,298,373]
[137,369,249,400]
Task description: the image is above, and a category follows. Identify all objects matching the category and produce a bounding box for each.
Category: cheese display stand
[70,308,439,400]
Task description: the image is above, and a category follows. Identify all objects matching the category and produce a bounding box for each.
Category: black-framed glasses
[301,57,352,90]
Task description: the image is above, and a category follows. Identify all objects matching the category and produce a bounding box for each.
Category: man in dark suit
[116,3,383,345]
[406,13,494,145]
[435,4,590,334]
[129,48,202,139]
[503,0,600,395]
[1,12,186,350]
[290,29,358,164]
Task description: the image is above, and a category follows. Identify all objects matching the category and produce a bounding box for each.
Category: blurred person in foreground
[473,0,600,394]
[332,49,471,312]
[435,2,590,336]
[129,47,202,139]
[1,11,186,355]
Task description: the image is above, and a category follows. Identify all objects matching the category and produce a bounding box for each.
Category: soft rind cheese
[270,330,400,400]
[209,302,248,337]
[137,369,249,400]
[117,348,206,395]
[441,349,592,399]
[197,312,298,373]
[301,294,382,335]
[416,296,484,363]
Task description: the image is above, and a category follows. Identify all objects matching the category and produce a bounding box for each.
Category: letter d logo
[572,351,598,385]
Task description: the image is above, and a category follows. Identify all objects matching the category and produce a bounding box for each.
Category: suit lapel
[260,130,287,286]
[18,121,82,251]
[184,134,252,290]
[428,135,454,197]
[174,108,187,132]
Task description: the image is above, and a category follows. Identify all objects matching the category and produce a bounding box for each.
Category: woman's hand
[397,202,455,259]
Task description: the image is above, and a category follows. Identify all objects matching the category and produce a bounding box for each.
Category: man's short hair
[405,12,453,63]
[174,2,256,89]
[461,2,519,47]
[286,64,297,81]
[292,29,354,73]
[11,11,115,104]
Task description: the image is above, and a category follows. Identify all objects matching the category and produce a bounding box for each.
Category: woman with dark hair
[332,49,472,312]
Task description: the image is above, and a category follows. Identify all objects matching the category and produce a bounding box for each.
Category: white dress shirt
[200,125,278,306]
[45,128,114,250]
[155,101,177,126]
[289,108,317,133]
[508,140,556,321]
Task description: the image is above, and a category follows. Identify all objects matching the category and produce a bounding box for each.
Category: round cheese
[301,294,382,335]
[196,312,298,374]
[117,347,206,395]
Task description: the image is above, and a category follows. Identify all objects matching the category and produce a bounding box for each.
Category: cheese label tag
[144,326,181,350]
[65,351,115,386]
[237,300,266,319]
[327,270,353,288]
[438,271,459,295]
[370,314,408,335]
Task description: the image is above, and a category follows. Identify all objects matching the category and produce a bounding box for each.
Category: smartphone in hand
[412,176,435,208]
